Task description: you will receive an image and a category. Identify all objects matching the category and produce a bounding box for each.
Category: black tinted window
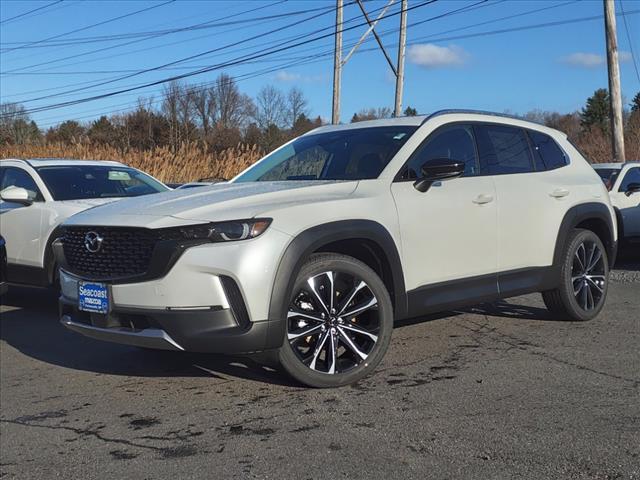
[619,167,640,192]
[235,126,416,182]
[474,124,534,175]
[401,124,479,180]
[0,167,42,201]
[36,166,167,200]
[528,130,567,170]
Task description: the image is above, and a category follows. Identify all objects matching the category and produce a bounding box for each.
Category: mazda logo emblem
[84,231,103,253]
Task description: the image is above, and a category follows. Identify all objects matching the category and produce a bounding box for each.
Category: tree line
[1,73,639,163]
[0,73,324,154]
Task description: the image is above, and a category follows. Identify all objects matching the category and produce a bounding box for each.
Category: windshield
[594,167,620,191]
[233,126,417,182]
[37,165,168,201]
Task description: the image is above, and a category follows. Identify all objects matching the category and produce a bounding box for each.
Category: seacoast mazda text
[56,111,617,387]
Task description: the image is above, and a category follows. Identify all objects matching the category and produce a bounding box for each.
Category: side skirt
[6,263,50,287]
[405,266,557,319]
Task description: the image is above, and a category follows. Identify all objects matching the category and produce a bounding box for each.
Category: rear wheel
[278,253,393,388]
[542,229,609,321]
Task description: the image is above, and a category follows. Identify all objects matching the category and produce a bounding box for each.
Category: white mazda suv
[0,158,168,289]
[55,111,617,387]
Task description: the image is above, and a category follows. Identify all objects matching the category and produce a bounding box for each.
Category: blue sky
[1,0,639,128]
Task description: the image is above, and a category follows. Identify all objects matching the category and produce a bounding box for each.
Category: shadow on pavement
[461,301,557,321]
[0,287,296,386]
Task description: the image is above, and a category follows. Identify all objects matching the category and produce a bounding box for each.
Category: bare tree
[213,73,253,129]
[0,102,41,145]
[286,87,309,128]
[162,81,181,150]
[189,84,216,140]
[255,85,286,129]
[177,86,195,143]
[350,107,392,123]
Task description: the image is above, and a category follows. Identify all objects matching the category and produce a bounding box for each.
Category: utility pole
[332,0,343,125]
[394,0,407,117]
[604,0,625,161]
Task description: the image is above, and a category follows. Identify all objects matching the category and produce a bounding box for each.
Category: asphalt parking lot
[1,255,639,479]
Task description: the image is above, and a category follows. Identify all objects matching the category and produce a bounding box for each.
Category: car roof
[1,158,126,168]
[593,161,639,169]
[305,109,564,137]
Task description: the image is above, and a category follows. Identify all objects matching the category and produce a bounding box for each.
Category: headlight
[179,219,271,243]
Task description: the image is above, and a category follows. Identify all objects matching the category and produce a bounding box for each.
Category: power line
[7,0,406,105]
[9,0,605,123]
[620,0,640,84]
[410,8,640,45]
[6,0,439,117]
[2,0,176,55]
[0,0,63,25]
[1,0,290,74]
[0,2,335,49]
[19,0,518,124]
[3,0,566,106]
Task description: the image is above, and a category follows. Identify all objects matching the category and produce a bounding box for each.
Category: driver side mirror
[0,186,34,206]
[625,182,640,197]
[413,159,466,193]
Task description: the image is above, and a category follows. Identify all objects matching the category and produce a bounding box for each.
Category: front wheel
[278,253,393,388]
[542,228,609,321]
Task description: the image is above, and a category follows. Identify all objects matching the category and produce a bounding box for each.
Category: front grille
[62,226,161,280]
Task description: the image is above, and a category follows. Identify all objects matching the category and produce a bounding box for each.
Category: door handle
[550,188,570,198]
[472,194,494,205]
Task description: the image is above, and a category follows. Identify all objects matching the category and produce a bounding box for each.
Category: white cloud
[274,71,301,82]
[561,52,605,68]
[407,44,469,68]
[560,51,632,68]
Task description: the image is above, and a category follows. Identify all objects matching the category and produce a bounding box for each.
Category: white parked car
[0,158,168,288]
[55,111,617,387]
[592,161,640,242]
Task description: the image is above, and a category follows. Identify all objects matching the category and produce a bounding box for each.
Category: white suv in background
[593,161,640,243]
[0,159,168,289]
[55,111,617,387]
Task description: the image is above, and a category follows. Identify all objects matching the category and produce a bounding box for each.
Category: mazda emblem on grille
[84,231,103,253]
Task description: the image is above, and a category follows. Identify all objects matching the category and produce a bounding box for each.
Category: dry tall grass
[0,143,264,182]
[2,125,639,183]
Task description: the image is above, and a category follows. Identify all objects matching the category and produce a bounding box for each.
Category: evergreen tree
[403,106,418,116]
[631,92,640,113]
[580,88,610,130]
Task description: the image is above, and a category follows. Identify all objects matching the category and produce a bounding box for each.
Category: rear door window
[474,124,534,175]
[528,130,568,170]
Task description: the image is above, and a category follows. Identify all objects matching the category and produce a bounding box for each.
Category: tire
[542,228,609,321]
[278,253,393,388]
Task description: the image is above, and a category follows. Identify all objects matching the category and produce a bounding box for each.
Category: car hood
[64,181,359,228]
[57,198,119,209]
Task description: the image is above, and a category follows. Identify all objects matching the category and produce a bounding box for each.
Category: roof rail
[421,109,545,126]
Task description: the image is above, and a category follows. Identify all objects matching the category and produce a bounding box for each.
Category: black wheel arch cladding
[264,220,406,350]
[553,202,617,269]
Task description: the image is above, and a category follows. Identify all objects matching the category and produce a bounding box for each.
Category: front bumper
[55,226,292,354]
[59,296,273,354]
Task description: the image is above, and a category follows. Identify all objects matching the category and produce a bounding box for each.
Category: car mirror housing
[0,186,33,205]
[625,182,640,196]
[414,159,466,193]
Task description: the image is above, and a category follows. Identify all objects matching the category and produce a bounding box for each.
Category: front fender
[264,220,406,350]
